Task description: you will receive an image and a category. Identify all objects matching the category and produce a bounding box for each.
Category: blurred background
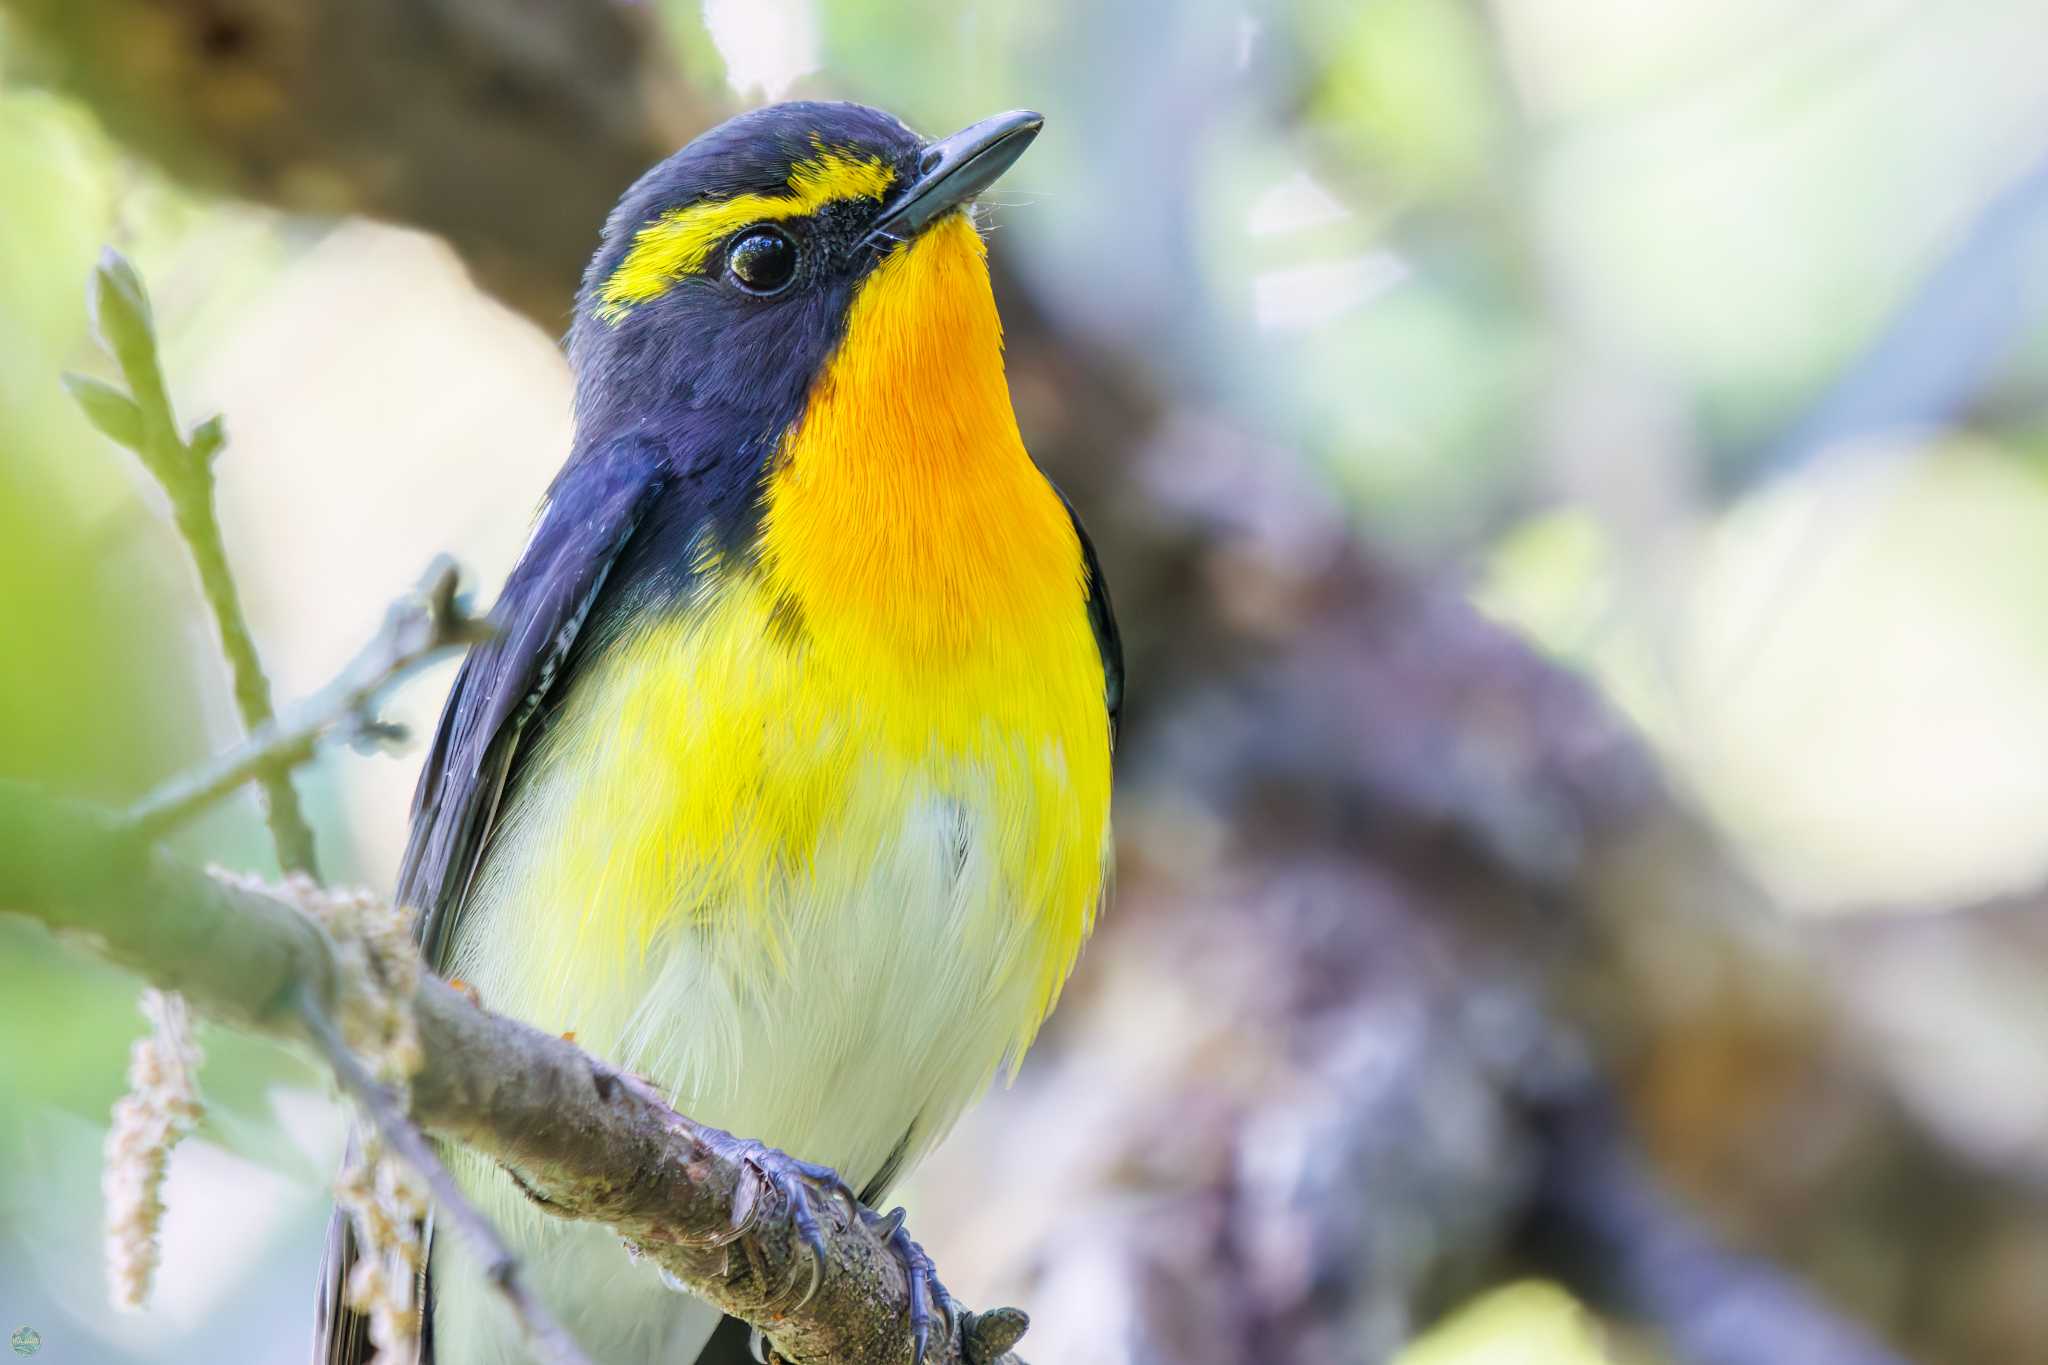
[5,0,2048,1361]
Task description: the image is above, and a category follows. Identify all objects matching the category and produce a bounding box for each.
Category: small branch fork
[42,251,1027,1365]
[69,249,320,877]
[125,555,491,842]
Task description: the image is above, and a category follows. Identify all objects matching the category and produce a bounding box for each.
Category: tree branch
[1,0,714,324]
[1526,1085,1912,1365]
[125,555,490,842]
[0,781,1027,1365]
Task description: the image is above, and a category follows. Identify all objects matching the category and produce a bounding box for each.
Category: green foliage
[68,248,230,491]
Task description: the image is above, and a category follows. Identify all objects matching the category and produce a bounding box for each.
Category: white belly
[430,756,1048,1364]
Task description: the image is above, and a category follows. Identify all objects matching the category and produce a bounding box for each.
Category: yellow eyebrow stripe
[597,147,897,323]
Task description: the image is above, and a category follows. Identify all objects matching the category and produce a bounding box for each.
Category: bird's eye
[726,227,798,295]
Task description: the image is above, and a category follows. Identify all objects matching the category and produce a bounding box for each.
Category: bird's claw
[696,1131,956,1363]
[864,1204,956,1365]
[699,1130,856,1311]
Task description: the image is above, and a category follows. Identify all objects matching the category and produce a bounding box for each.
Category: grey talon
[791,1242,823,1311]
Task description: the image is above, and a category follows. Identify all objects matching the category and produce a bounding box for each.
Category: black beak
[863,110,1044,250]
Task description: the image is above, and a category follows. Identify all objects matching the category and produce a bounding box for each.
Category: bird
[315,100,1121,1365]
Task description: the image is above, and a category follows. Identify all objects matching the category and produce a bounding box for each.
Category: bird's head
[568,101,1041,487]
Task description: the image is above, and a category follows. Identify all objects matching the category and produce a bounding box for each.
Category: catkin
[103,988,204,1311]
[290,877,430,1365]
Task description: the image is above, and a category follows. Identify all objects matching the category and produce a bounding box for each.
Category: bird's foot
[695,1132,956,1363]
[864,1204,957,1365]
[698,1130,858,1311]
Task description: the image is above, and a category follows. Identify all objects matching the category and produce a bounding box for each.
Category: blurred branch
[1527,1084,1913,1365]
[1762,149,2048,481]
[1,0,715,323]
[0,781,1027,1365]
[70,249,320,876]
[125,555,490,842]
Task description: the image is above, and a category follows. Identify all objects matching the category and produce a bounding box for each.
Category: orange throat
[757,212,1083,668]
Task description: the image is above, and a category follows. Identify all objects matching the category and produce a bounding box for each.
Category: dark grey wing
[314,1131,427,1365]
[1059,490,1123,740]
[401,435,673,966]
[313,1185,372,1365]
[314,435,671,1365]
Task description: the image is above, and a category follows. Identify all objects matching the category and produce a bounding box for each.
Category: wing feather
[401,437,673,965]
[1059,489,1123,740]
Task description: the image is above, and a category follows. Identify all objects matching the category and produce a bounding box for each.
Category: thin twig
[164,472,322,876]
[72,249,320,876]
[126,556,490,841]
[297,988,595,1365]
